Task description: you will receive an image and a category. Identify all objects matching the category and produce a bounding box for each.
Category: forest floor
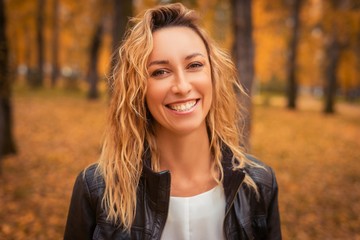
[0,88,359,239]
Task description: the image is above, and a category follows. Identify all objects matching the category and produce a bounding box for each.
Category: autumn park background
[0,0,359,239]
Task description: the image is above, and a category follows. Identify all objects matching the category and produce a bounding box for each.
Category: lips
[166,99,198,112]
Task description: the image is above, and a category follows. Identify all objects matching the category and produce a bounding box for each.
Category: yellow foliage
[338,50,359,90]
[1,89,359,239]
[4,0,360,91]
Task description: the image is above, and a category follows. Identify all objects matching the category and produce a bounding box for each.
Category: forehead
[149,26,208,61]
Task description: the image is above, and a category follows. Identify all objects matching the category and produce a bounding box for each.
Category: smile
[166,99,198,112]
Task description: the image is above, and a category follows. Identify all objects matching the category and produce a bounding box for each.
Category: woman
[64,3,281,240]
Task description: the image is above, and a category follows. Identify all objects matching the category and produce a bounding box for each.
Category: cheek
[206,84,213,109]
[145,82,165,113]
[202,74,213,112]
[200,72,213,101]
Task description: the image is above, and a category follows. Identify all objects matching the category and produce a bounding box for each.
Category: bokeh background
[0,0,359,239]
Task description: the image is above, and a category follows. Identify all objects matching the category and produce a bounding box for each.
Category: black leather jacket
[64,150,281,240]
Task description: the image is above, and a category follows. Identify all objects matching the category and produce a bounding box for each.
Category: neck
[155,124,217,196]
[156,125,210,172]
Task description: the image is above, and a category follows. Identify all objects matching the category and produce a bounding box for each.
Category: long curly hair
[97,2,260,231]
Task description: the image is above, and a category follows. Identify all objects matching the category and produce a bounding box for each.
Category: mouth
[166,99,199,112]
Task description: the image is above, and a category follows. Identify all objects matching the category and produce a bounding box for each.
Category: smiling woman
[64,3,282,240]
[146,26,212,136]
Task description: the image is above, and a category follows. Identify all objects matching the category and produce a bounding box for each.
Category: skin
[146,26,217,197]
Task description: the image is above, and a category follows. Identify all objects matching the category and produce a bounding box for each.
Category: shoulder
[83,163,105,188]
[243,154,280,212]
[242,155,282,239]
[244,154,277,191]
[74,163,106,202]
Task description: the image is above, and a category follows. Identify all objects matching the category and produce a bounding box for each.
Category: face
[146,26,213,136]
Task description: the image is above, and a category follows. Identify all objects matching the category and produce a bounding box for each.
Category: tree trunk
[32,0,45,87]
[0,0,17,164]
[323,34,340,114]
[108,0,133,96]
[287,0,302,109]
[51,0,59,87]
[87,23,103,99]
[232,0,255,152]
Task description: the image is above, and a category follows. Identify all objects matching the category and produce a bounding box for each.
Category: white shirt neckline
[161,184,226,240]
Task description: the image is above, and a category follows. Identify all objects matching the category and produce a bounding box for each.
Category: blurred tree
[108,0,133,96]
[232,0,255,151]
[286,0,303,109]
[86,0,110,99]
[0,0,17,165]
[323,32,341,113]
[253,1,289,89]
[87,22,104,99]
[296,0,360,105]
[51,0,60,87]
[33,0,45,87]
[322,0,357,113]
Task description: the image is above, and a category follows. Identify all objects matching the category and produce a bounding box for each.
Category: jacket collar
[142,150,171,214]
[141,146,245,213]
[221,146,246,214]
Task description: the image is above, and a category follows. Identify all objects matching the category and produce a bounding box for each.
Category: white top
[161,185,226,240]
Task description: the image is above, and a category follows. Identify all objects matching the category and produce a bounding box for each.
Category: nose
[171,71,191,95]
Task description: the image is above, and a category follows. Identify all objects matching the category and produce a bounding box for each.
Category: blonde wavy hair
[97,3,260,231]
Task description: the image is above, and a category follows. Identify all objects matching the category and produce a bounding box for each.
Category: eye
[150,69,169,78]
[187,62,203,69]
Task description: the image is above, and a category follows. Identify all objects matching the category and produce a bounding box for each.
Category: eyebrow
[185,52,205,60]
[147,52,205,68]
[147,60,169,68]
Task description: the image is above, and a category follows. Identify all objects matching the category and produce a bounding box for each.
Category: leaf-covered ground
[0,90,359,239]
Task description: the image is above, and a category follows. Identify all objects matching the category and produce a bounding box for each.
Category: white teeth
[168,100,197,112]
